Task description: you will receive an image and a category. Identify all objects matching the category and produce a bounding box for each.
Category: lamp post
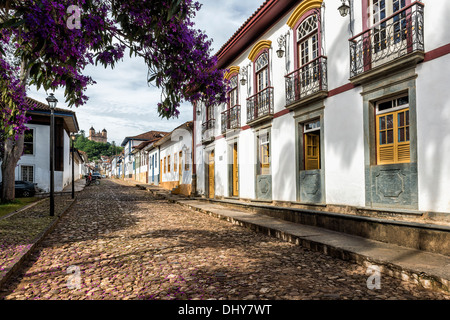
[71,133,76,199]
[46,93,58,217]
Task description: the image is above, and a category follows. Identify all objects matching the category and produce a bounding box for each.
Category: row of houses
[0,97,89,193]
[108,0,450,217]
[189,0,450,215]
[109,121,194,196]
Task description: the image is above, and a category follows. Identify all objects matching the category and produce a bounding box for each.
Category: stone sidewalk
[1,179,449,300]
[132,181,450,295]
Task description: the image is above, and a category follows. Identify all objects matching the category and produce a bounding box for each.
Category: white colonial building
[120,130,168,180]
[0,97,80,192]
[156,121,193,196]
[194,0,450,215]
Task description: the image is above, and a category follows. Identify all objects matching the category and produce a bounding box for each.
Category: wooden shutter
[305,133,320,170]
[376,109,410,165]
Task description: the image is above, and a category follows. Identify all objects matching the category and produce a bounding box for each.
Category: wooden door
[232,143,239,197]
[208,150,215,199]
[304,133,320,170]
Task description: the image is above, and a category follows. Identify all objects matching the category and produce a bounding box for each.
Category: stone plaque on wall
[299,169,323,204]
[256,175,272,200]
[368,163,418,209]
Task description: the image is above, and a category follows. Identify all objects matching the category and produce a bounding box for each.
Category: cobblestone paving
[1,179,449,300]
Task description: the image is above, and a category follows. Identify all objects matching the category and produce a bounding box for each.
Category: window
[370,0,408,53]
[297,14,320,87]
[303,120,321,170]
[228,75,238,108]
[174,153,177,172]
[255,52,269,93]
[376,95,410,164]
[164,157,166,173]
[258,132,270,175]
[21,166,34,183]
[23,129,34,155]
[184,151,190,171]
[168,155,171,172]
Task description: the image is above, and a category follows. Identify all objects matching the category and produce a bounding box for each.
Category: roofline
[154,121,193,147]
[27,109,80,133]
[215,0,299,70]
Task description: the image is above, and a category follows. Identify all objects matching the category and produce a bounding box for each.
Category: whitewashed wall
[160,128,192,185]
[194,0,450,213]
[416,53,450,213]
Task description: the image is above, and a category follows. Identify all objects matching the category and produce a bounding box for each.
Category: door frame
[294,101,325,204]
[204,148,215,199]
[227,138,240,198]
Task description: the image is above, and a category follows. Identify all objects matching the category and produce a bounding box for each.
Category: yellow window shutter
[378,144,395,164]
[397,143,410,163]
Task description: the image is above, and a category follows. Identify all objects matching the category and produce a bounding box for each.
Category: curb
[0,197,78,290]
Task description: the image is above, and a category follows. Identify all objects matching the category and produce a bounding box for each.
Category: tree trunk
[1,135,24,203]
[1,58,28,203]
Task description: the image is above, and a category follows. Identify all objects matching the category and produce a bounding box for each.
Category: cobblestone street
[1,179,449,301]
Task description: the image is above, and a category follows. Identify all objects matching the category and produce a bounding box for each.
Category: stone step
[176,199,450,294]
[196,197,450,257]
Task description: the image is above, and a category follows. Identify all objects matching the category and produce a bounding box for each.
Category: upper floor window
[370,0,408,52]
[228,75,239,109]
[23,129,34,155]
[255,51,269,93]
[297,14,319,68]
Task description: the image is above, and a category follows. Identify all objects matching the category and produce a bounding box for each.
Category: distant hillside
[74,133,123,161]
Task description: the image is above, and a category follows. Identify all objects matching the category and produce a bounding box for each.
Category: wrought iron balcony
[221,105,241,133]
[349,1,424,81]
[285,56,328,107]
[201,119,215,143]
[247,87,274,125]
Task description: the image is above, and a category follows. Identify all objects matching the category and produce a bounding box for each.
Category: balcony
[201,119,215,144]
[349,1,424,84]
[285,56,328,109]
[246,87,274,126]
[221,105,241,134]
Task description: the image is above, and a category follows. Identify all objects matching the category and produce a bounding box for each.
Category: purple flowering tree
[0,0,227,202]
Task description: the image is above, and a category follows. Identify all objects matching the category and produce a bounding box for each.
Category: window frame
[21,165,34,183]
[168,155,171,172]
[362,0,411,31]
[293,9,322,72]
[257,131,271,176]
[303,119,321,171]
[228,74,239,110]
[375,94,411,165]
[253,49,270,95]
[23,128,34,156]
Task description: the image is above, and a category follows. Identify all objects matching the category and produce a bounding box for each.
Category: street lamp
[46,93,58,217]
[239,67,247,86]
[276,34,286,59]
[71,133,76,199]
[338,0,350,17]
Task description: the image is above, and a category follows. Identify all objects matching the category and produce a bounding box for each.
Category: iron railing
[201,119,215,142]
[349,1,424,78]
[221,105,241,133]
[247,87,274,124]
[285,56,328,106]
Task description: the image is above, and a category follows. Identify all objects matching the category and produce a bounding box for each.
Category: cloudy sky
[27,1,262,146]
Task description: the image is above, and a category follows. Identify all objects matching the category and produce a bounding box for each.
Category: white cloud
[27,1,263,144]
